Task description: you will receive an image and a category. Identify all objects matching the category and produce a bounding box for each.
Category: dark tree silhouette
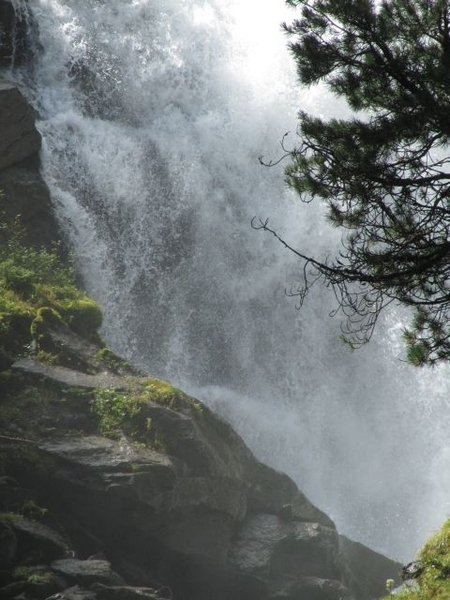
[257,0,450,366]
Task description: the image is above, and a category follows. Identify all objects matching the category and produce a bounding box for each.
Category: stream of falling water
[9,0,450,561]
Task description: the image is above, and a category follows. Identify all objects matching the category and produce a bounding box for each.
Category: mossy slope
[383,520,450,599]
[0,220,102,361]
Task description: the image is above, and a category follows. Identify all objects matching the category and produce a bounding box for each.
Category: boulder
[228,514,351,600]
[338,536,402,600]
[6,515,70,563]
[0,81,41,169]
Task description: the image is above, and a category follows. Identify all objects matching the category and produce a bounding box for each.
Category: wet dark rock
[50,559,124,587]
[6,515,70,564]
[0,155,65,255]
[228,515,344,600]
[15,566,65,599]
[0,579,25,598]
[338,535,402,599]
[0,519,17,570]
[0,78,65,259]
[90,582,162,600]
[0,0,32,68]
[13,358,126,390]
[47,587,97,600]
[0,348,14,373]
[0,344,402,600]
[0,81,40,169]
[401,560,423,580]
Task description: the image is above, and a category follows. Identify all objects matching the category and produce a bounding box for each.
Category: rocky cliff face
[0,322,400,600]
[0,79,64,254]
[0,7,401,600]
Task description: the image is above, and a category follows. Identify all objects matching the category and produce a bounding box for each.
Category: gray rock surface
[90,583,163,600]
[6,514,70,562]
[51,559,125,586]
[1,332,402,599]
[338,535,401,600]
[13,357,126,389]
[228,514,348,600]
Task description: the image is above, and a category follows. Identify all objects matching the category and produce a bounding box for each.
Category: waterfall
[11,0,450,561]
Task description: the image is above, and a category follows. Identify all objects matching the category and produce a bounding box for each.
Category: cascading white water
[11,0,450,561]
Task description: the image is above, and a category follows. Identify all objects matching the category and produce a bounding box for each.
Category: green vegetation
[20,500,48,520]
[91,379,186,443]
[13,566,55,585]
[1,501,49,521]
[257,0,450,364]
[92,387,142,437]
[92,347,139,375]
[0,218,102,360]
[383,520,450,599]
[141,378,185,408]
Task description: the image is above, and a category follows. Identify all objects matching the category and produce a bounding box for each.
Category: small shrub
[91,388,142,437]
[0,261,34,297]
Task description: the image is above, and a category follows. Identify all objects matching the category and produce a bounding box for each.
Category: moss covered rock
[0,231,104,367]
[386,520,450,600]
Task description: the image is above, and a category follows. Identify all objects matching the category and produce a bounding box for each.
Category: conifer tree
[258,0,450,365]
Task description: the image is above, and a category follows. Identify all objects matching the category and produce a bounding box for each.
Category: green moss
[91,387,142,438]
[91,379,188,446]
[191,399,204,416]
[382,520,450,600]
[33,349,59,365]
[0,261,34,297]
[93,347,139,375]
[0,224,103,359]
[141,378,185,409]
[20,500,48,520]
[0,511,21,522]
[30,307,64,344]
[420,520,450,577]
[58,297,103,337]
[13,566,55,585]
